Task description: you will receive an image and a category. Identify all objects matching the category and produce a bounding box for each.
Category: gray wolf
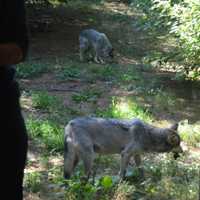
[79,29,114,64]
[64,117,182,180]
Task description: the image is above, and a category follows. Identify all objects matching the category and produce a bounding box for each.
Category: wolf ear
[167,133,180,147]
[170,123,179,131]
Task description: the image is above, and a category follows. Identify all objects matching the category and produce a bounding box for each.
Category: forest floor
[21,1,200,200]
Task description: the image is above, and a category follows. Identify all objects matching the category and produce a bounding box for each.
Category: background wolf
[79,29,114,64]
[64,117,182,180]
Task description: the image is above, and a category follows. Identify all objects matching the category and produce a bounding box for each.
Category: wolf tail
[64,123,78,179]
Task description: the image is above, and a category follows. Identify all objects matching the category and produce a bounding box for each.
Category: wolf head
[100,33,114,62]
[166,123,183,159]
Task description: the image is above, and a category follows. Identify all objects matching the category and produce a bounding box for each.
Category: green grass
[179,121,200,147]
[32,91,61,111]
[96,96,153,122]
[72,88,102,103]
[56,66,81,81]
[27,118,64,152]
[24,171,42,193]
[16,61,52,78]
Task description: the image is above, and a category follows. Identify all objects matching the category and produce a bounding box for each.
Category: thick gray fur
[79,29,113,64]
[64,117,182,180]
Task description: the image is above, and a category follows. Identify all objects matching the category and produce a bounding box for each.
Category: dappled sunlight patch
[113,181,136,200]
[21,94,33,111]
[112,97,152,121]
[96,96,152,122]
[48,156,63,167]
[25,165,46,174]
[153,119,171,127]
[102,2,134,17]
[115,101,130,115]
[179,120,200,147]
[24,192,41,200]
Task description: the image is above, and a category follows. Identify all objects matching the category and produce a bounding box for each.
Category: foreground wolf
[64,117,182,180]
[79,29,114,64]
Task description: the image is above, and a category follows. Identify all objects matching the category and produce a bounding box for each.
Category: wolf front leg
[64,140,78,179]
[94,55,101,64]
[95,44,105,64]
[78,144,95,182]
[79,36,89,62]
[80,48,86,62]
[119,143,141,180]
[94,55,105,64]
[99,57,105,64]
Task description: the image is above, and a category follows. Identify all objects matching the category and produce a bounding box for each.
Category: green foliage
[170,0,200,68]
[56,67,81,80]
[65,179,97,200]
[131,0,173,31]
[99,175,113,189]
[96,97,152,122]
[27,118,64,152]
[24,172,42,193]
[32,91,60,111]
[141,157,199,200]
[16,61,51,78]
[72,88,102,103]
[131,0,200,78]
[88,65,117,82]
[179,120,200,147]
[47,153,199,200]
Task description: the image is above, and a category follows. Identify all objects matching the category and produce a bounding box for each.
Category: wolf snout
[172,145,184,159]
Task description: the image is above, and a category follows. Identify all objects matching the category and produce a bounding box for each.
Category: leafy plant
[96,97,152,122]
[16,61,51,78]
[170,0,200,69]
[24,172,42,193]
[72,89,102,103]
[99,175,113,190]
[130,0,200,78]
[64,179,97,200]
[56,67,81,80]
[26,118,64,152]
[179,120,200,146]
[32,91,60,111]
